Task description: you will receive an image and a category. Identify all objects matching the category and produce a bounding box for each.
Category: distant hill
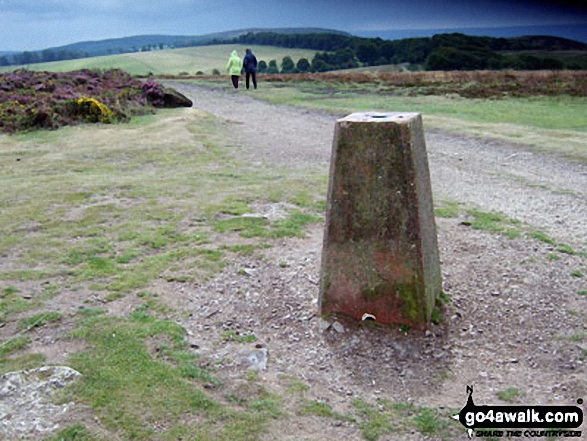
[29,28,351,57]
[356,23,587,44]
[2,29,585,73]
[0,44,319,76]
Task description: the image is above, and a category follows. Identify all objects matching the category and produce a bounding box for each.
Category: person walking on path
[226,50,243,89]
[243,48,258,90]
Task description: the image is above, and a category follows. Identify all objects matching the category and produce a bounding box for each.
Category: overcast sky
[1,0,586,51]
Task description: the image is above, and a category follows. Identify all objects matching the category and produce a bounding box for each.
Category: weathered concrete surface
[319,112,441,329]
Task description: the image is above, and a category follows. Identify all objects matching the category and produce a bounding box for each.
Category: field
[178,70,587,162]
[1,72,586,440]
[0,44,318,76]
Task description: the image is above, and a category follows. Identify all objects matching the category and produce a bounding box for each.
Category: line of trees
[0,49,90,66]
[230,32,583,71]
[2,31,584,71]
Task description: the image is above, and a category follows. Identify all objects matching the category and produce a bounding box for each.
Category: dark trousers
[231,75,239,89]
[245,72,257,89]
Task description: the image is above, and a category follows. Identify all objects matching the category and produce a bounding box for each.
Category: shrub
[0,69,176,133]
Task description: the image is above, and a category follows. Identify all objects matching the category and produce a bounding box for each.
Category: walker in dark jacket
[243,49,258,90]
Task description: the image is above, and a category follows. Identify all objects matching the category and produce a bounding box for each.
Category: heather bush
[0,69,176,133]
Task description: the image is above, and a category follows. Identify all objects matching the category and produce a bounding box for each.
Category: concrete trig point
[319,112,441,329]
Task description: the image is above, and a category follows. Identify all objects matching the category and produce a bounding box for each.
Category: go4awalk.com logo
[452,386,584,438]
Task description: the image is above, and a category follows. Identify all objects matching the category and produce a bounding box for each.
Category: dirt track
[172,83,587,246]
[166,83,587,439]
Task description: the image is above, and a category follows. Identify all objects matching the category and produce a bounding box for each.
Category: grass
[0,334,46,375]
[352,399,461,441]
[496,387,523,403]
[0,109,325,305]
[1,44,318,76]
[298,399,353,422]
[46,423,103,441]
[465,208,522,238]
[19,310,63,330]
[214,211,323,239]
[185,77,587,162]
[220,330,257,343]
[1,75,585,439]
[0,105,329,439]
[64,312,282,440]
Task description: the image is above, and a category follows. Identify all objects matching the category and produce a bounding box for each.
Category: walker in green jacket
[226,51,243,76]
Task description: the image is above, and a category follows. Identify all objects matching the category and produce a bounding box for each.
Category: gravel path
[163,83,586,439]
[171,83,587,247]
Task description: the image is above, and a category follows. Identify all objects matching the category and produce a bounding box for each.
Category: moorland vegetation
[0,69,187,133]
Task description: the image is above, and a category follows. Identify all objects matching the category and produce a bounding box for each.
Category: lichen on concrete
[319,112,441,329]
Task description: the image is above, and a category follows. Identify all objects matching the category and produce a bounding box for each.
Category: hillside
[0,45,319,76]
[1,28,349,62]
[2,31,586,73]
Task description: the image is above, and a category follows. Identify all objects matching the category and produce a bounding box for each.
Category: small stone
[237,348,268,371]
[331,321,345,333]
[319,319,331,332]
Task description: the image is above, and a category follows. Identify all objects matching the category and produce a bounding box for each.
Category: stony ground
[3,82,586,440]
[167,83,587,438]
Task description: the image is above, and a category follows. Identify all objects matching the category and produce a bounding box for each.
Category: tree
[281,56,296,73]
[296,58,310,73]
[212,69,221,75]
[356,41,378,65]
[311,59,330,72]
[267,60,279,74]
[257,60,267,73]
[332,48,358,69]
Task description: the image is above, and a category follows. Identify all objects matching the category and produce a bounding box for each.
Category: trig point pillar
[319,112,441,329]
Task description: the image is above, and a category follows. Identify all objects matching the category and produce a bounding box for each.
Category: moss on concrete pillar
[319,112,441,329]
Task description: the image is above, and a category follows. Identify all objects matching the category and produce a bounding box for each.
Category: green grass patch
[65,311,282,439]
[567,331,587,342]
[352,399,461,441]
[0,335,46,374]
[0,334,31,358]
[578,290,587,296]
[280,374,310,394]
[571,270,584,278]
[214,211,322,239]
[435,201,461,218]
[65,314,219,439]
[220,244,259,256]
[298,399,353,422]
[466,209,522,238]
[530,231,557,245]
[496,387,523,403]
[45,423,103,441]
[220,330,257,343]
[214,216,270,237]
[353,399,395,441]
[0,285,31,321]
[19,311,63,330]
[557,243,577,255]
